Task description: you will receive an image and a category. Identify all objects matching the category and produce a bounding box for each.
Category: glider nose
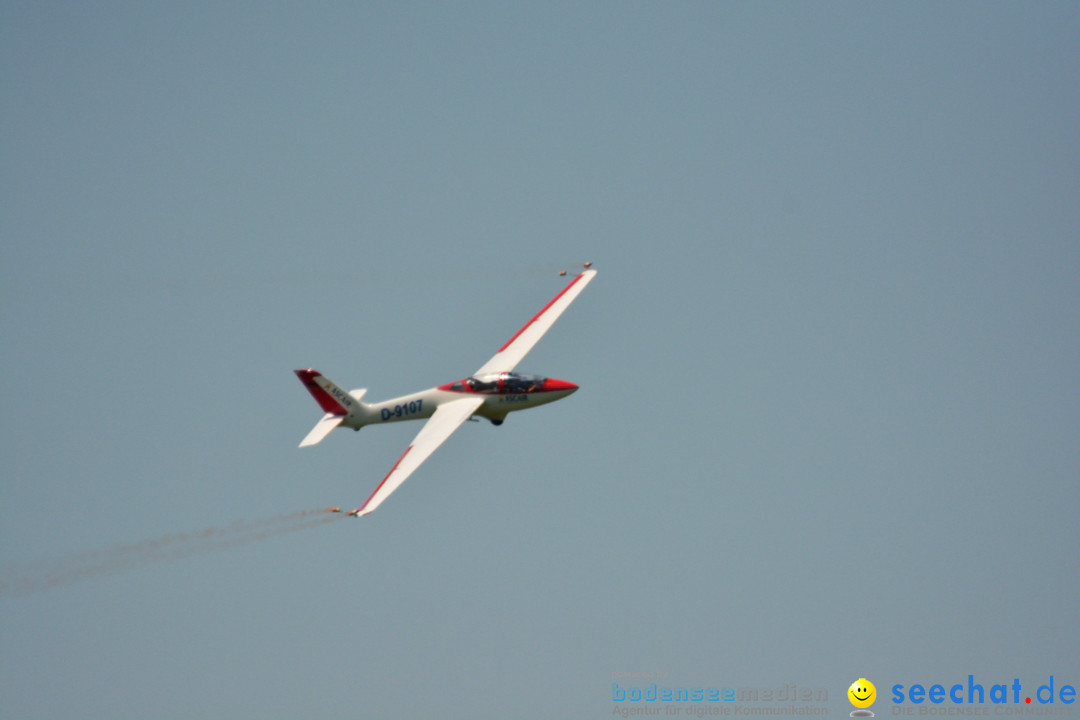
[544,378,578,393]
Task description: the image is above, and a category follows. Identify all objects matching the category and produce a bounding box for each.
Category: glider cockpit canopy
[443,372,548,394]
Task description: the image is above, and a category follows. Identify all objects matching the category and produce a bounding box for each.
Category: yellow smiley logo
[848,678,876,708]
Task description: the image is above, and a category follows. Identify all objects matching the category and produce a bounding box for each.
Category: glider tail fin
[295,369,359,415]
[294,369,369,447]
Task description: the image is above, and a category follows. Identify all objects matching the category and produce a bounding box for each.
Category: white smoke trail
[0,508,345,597]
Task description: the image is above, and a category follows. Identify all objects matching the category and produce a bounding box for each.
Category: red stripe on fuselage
[496,272,588,353]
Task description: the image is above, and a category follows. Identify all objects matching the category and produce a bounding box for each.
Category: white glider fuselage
[306,372,578,431]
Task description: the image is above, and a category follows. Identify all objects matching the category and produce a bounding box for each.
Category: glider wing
[354,396,485,516]
[473,269,597,376]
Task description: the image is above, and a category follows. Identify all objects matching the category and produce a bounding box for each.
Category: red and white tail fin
[294,369,367,447]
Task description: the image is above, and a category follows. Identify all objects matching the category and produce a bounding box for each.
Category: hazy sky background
[2,2,1077,719]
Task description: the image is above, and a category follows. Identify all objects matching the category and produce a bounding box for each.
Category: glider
[295,267,597,516]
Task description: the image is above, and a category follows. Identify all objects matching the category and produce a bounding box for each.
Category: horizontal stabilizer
[300,414,344,447]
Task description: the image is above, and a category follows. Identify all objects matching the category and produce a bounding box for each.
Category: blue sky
[2,2,1077,718]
